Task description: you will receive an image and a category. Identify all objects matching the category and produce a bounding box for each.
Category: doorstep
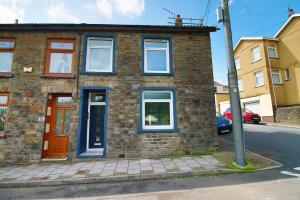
[41,157,68,162]
[0,156,232,188]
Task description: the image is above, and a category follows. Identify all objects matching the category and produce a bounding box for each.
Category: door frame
[86,93,106,152]
[77,86,110,158]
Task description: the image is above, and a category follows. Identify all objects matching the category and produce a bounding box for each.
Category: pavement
[0,156,227,188]
[265,122,300,129]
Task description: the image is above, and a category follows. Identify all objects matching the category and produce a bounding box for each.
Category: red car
[223,108,261,124]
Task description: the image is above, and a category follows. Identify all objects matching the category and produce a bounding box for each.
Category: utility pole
[217,0,246,166]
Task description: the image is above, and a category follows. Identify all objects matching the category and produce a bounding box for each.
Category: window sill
[255,84,265,88]
[0,73,13,78]
[77,154,104,159]
[80,71,116,75]
[285,79,291,81]
[252,59,261,64]
[40,74,76,79]
[273,83,284,85]
[138,128,179,133]
[141,72,173,76]
[269,57,279,59]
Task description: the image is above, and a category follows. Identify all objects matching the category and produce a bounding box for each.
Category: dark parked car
[216,112,232,134]
[223,107,261,124]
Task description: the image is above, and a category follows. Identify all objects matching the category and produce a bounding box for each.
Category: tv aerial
[163,8,203,26]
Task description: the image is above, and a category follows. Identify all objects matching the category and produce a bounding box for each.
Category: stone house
[0,23,217,163]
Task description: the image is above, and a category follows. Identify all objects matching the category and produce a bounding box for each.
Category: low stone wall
[276,106,300,125]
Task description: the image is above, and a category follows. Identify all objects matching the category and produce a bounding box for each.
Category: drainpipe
[266,39,278,121]
[76,32,82,99]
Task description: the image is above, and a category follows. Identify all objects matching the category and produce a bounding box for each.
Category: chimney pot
[175,14,182,27]
[288,7,295,18]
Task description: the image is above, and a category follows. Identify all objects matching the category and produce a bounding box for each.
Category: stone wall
[0,30,217,163]
[276,106,300,125]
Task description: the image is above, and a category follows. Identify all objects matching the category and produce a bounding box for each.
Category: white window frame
[285,68,291,80]
[238,79,243,91]
[252,46,261,62]
[255,71,264,87]
[272,70,282,84]
[86,37,113,72]
[144,39,170,73]
[142,91,174,130]
[235,57,240,70]
[267,45,278,58]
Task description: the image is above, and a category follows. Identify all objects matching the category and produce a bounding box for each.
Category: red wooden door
[43,94,72,158]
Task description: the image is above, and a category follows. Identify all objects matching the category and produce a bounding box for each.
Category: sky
[0,0,299,84]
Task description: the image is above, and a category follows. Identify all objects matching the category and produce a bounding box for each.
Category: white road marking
[280,171,300,177]
[294,167,300,171]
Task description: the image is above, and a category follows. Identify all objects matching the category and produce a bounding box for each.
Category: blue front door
[88,105,105,149]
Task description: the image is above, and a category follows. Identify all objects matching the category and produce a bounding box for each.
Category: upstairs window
[144,39,170,74]
[272,70,282,84]
[235,57,240,70]
[252,46,261,62]
[0,93,9,133]
[86,37,113,72]
[255,71,264,87]
[285,68,291,80]
[0,38,15,73]
[267,45,278,58]
[45,39,75,75]
[238,79,243,91]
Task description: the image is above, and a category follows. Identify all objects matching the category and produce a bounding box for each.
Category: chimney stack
[15,19,18,24]
[175,14,182,27]
[288,7,295,18]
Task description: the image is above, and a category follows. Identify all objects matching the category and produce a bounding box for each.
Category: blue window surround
[77,86,110,158]
[81,32,116,75]
[138,86,178,133]
[141,34,174,76]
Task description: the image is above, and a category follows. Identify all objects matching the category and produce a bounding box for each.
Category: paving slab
[0,156,227,188]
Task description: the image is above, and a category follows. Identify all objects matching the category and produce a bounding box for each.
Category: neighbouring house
[0,23,217,163]
[214,81,229,114]
[231,14,300,124]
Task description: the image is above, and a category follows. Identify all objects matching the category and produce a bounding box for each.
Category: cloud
[229,0,234,5]
[93,0,145,19]
[46,0,79,23]
[0,0,31,23]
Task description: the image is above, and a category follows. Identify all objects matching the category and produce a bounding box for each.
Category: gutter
[0,24,217,33]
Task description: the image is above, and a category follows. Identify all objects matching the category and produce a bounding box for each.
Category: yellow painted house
[233,14,300,123]
[214,81,229,114]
